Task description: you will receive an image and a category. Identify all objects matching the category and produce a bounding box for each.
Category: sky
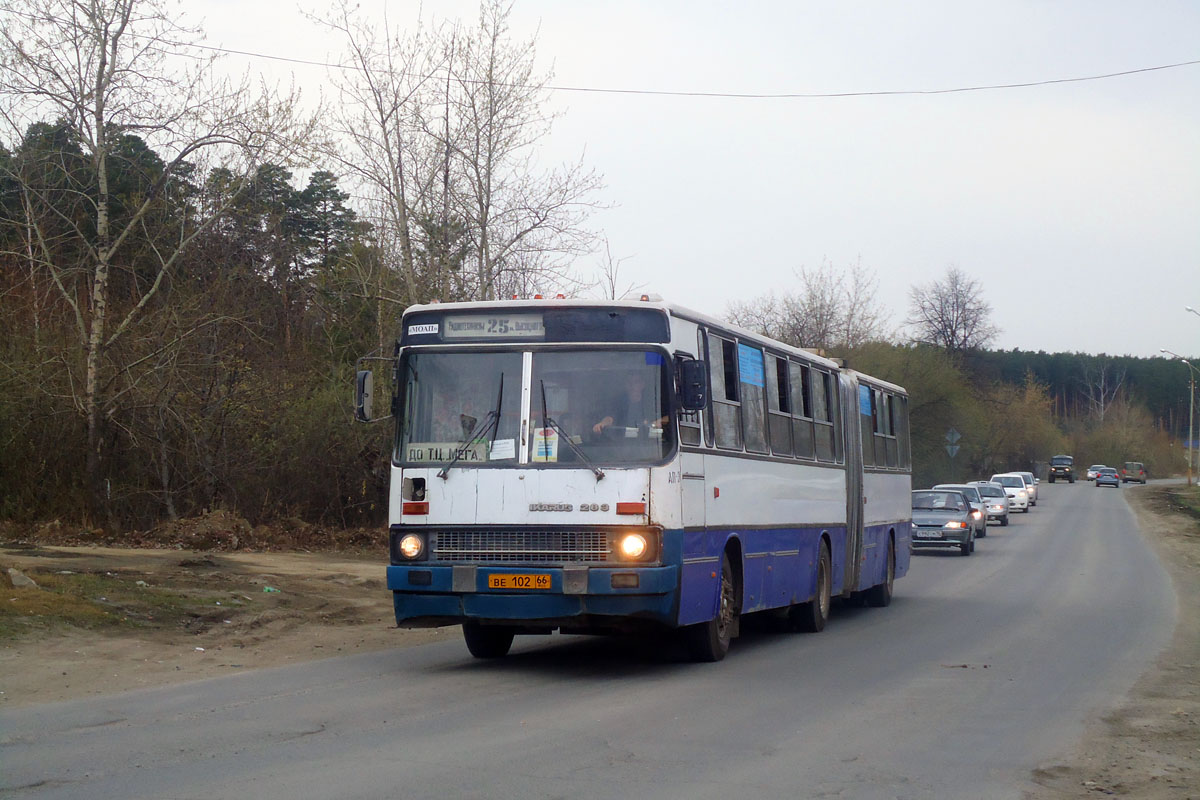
[195,0,1200,359]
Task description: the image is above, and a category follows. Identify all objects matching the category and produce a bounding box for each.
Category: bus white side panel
[863,471,910,527]
[701,455,846,528]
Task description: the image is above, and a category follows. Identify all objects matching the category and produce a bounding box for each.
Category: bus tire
[792,540,831,633]
[865,536,894,608]
[685,552,737,662]
[462,622,515,659]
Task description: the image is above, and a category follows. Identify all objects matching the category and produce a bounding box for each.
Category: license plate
[488,573,551,590]
[914,530,942,539]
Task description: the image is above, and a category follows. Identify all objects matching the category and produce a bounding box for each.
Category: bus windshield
[396,349,674,467]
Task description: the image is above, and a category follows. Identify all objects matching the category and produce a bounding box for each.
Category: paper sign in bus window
[532,428,559,462]
[405,442,488,463]
[737,343,765,387]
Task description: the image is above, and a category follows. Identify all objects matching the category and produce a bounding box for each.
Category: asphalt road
[0,482,1177,800]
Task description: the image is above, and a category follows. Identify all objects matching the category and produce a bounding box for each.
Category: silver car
[934,483,988,537]
[911,490,976,556]
[1016,471,1039,505]
[968,480,1010,527]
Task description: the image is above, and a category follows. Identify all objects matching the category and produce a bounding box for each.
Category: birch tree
[318,0,603,307]
[0,0,313,518]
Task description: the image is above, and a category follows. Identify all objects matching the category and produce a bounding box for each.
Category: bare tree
[1079,360,1126,423]
[592,237,640,300]
[907,265,999,352]
[318,0,604,307]
[727,259,890,351]
[0,0,313,518]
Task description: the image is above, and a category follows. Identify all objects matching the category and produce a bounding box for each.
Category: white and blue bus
[355,297,911,661]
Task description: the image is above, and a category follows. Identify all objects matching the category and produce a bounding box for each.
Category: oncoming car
[911,490,976,556]
[1016,471,1039,505]
[1048,454,1075,483]
[933,483,988,537]
[968,481,1010,526]
[1095,467,1121,488]
[1086,465,1107,481]
[989,473,1030,512]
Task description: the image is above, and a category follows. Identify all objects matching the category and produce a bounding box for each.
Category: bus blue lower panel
[388,564,679,627]
[854,522,912,592]
[676,525,847,626]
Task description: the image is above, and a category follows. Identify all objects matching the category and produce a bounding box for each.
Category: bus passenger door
[676,451,712,626]
[681,452,706,529]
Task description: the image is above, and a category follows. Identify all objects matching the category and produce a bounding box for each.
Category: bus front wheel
[462,622,515,659]
[685,552,738,662]
[792,540,832,632]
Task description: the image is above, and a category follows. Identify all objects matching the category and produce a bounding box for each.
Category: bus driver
[592,372,668,435]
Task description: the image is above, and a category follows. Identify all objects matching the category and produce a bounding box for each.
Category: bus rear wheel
[792,540,831,632]
[865,537,894,608]
[685,552,737,662]
[462,622,515,659]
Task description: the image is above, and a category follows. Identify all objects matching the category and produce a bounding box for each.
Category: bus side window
[884,393,899,467]
[790,360,815,459]
[830,373,843,463]
[678,349,702,447]
[897,395,911,469]
[699,328,714,448]
[710,336,743,450]
[858,383,875,467]
[765,354,792,456]
[738,343,768,454]
[814,370,835,462]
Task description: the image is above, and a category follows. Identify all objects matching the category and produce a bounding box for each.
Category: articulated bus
[355,297,912,661]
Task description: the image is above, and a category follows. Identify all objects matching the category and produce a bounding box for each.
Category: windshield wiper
[540,380,604,481]
[438,374,503,480]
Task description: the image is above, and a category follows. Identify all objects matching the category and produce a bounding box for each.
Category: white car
[1016,471,1038,505]
[989,473,1030,513]
[1086,465,1107,480]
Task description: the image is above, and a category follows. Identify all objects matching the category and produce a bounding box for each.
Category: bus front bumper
[386,564,679,628]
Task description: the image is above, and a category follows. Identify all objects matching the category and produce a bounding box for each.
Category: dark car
[1121,461,1147,484]
[1095,467,1120,488]
[933,483,988,537]
[911,490,976,556]
[1048,454,1075,483]
[968,480,1011,527]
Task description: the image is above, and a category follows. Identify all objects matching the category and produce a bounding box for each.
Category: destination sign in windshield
[443,314,544,340]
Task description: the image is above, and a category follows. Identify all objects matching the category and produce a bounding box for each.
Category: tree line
[0,0,1190,530]
[729,265,1189,488]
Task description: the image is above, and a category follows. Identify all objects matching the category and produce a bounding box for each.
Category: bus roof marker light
[616,502,645,515]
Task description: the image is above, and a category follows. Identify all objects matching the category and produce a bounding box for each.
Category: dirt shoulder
[0,543,449,707]
[1027,484,1200,799]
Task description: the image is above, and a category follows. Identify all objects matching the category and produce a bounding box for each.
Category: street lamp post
[1162,348,1197,487]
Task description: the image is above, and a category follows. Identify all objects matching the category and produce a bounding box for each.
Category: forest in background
[1,0,1195,532]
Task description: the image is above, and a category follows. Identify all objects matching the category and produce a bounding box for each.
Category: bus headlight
[618,532,648,560]
[398,533,424,560]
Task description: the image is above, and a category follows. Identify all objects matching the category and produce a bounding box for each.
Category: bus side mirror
[355,370,373,422]
[679,360,708,411]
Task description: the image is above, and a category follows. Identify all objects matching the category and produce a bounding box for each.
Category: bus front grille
[433,529,611,563]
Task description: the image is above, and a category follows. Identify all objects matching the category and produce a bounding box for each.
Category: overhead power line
[7,7,1198,99]
[179,39,1200,99]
